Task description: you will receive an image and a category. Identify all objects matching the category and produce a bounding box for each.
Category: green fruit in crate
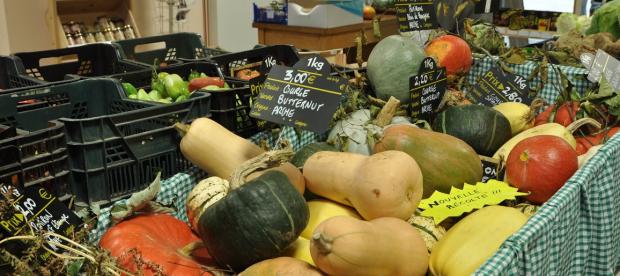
[164,74,190,100]
[148,90,162,101]
[432,105,512,156]
[122,82,138,96]
[175,95,188,102]
[128,94,138,99]
[137,89,151,101]
[367,35,426,103]
[197,171,309,272]
[373,124,482,198]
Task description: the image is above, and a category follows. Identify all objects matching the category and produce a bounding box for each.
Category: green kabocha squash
[196,171,309,272]
[433,105,512,156]
[367,35,426,103]
[291,142,339,168]
[374,124,482,198]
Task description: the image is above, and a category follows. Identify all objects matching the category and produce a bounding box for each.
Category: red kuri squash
[505,135,578,204]
[99,213,217,276]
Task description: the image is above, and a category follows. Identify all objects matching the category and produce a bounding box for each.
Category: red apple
[505,135,578,204]
[425,35,473,77]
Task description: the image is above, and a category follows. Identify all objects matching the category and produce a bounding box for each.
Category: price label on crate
[466,66,532,106]
[480,155,505,183]
[395,0,438,32]
[587,49,620,91]
[410,57,447,122]
[250,55,347,133]
[0,183,81,263]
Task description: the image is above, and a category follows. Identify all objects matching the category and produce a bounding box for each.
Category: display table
[252,15,399,51]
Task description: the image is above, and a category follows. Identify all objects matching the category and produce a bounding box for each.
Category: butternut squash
[310,216,429,276]
[239,257,324,276]
[429,206,528,276]
[301,199,362,239]
[176,118,305,193]
[303,150,423,220]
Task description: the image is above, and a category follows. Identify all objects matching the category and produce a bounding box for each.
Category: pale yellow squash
[493,102,534,135]
[301,199,362,239]
[429,205,528,276]
[282,237,315,265]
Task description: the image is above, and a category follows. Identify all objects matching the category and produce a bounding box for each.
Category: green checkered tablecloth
[476,133,620,275]
[466,55,595,104]
[90,126,324,242]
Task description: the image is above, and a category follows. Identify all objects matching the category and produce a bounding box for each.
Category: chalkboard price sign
[410,57,447,122]
[467,66,532,106]
[395,0,438,32]
[0,183,81,263]
[250,64,346,132]
[587,49,620,91]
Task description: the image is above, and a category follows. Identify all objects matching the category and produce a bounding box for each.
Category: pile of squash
[97,33,617,276]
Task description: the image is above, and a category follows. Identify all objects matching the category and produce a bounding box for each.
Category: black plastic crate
[110,61,259,138]
[0,55,48,90]
[0,78,211,206]
[11,43,148,83]
[114,32,229,66]
[209,45,300,79]
[0,121,71,201]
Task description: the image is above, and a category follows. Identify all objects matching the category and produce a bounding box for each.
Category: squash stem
[311,233,333,255]
[229,147,294,189]
[179,241,205,257]
[373,96,400,127]
[566,118,601,133]
[175,122,190,137]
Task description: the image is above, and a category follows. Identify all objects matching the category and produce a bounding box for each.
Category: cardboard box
[51,0,140,49]
[287,0,363,28]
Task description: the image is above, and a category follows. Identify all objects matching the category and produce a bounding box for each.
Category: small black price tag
[467,66,532,106]
[410,57,447,122]
[480,156,505,183]
[293,55,332,76]
[587,49,620,91]
[395,0,438,32]
[0,184,82,263]
[249,64,346,132]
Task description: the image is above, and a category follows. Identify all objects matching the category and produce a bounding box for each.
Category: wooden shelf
[252,15,399,51]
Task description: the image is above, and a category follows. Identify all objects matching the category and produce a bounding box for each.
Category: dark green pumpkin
[432,105,512,156]
[197,171,309,272]
[291,142,339,168]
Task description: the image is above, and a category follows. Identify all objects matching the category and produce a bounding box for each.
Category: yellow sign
[419,180,528,224]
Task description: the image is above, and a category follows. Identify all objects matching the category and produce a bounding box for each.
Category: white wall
[131,0,205,39]
[208,0,258,52]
